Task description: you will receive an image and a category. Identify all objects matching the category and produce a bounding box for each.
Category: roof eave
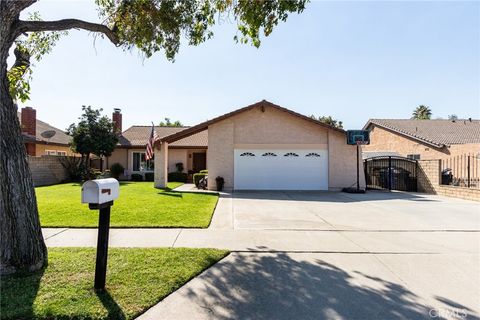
[161,100,346,144]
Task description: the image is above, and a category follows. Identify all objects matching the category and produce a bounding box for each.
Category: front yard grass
[36,182,218,228]
[1,247,228,320]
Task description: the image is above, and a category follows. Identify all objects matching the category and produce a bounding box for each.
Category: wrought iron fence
[441,153,480,189]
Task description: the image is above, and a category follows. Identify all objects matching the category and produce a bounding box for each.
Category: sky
[15,0,480,131]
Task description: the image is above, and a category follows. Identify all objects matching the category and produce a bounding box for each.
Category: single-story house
[155,100,364,191]
[105,109,207,179]
[18,106,75,156]
[362,119,480,160]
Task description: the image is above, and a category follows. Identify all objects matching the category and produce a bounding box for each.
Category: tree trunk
[0,9,47,275]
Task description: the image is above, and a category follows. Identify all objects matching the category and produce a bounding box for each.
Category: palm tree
[412,105,432,120]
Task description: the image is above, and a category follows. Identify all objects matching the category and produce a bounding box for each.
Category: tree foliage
[310,115,343,129]
[67,106,118,173]
[159,117,183,127]
[8,13,66,102]
[412,105,432,120]
[448,114,458,121]
[96,0,307,59]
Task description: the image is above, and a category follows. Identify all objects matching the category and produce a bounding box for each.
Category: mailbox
[81,178,119,291]
[82,178,119,205]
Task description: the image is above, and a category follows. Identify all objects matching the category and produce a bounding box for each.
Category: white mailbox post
[81,178,119,290]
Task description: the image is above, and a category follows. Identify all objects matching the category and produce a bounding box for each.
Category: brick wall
[418,159,480,201]
[28,155,68,186]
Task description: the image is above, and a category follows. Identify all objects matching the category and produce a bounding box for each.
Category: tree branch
[14,19,119,45]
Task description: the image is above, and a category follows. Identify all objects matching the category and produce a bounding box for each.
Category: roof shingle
[364,119,480,147]
[118,126,207,148]
[17,112,71,145]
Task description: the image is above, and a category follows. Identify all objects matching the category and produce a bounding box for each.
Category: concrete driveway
[232,190,479,231]
[43,190,480,319]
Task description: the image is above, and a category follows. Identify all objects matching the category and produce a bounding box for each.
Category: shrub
[131,173,143,181]
[199,170,208,174]
[193,173,207,187]
[144,172,154,181]
[168,172,187,182]
[58,156,84,182]
[110,163,124,179]
[175,162,184,173]
[98,170,111,179]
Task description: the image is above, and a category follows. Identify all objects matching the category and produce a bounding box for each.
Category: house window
[240,152,255,157]
[306,152,321,157]
[57,151,67,156]
[262,152,277,157]
[45,150,57,156]
[407,154,421,160]
[133,152,154,171]
[284,152,299,157]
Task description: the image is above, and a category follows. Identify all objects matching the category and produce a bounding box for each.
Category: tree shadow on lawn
[0,268,44,320]
[1,269,128,320]
[183,252,479,320]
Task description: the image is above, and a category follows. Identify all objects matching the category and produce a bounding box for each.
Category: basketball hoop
[356,140,368,146]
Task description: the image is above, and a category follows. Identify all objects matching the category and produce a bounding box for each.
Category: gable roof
[160,100,346,144]
[118,126,207,148]
[364,119,480,148]
[17,112,71,146]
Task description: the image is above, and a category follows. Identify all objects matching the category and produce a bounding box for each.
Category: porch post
[154,142,168,188]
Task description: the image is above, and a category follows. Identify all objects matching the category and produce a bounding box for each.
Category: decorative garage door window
[240,152,255,157]
[305,152,321,157]
[262,152,277,157]
[284,152,299,157]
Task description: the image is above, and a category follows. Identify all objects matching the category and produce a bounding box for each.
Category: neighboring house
[154,100,364,191]
[105,109,207,179]
[362,119,480,160]
[18,106,75,156]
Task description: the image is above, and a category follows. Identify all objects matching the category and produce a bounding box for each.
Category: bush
[131,173,143,181]
[97,170,112,179]
[168,172,187,182]
[110,163,124,179]
[58,156,84,182]
[193,173,207,188]
[175,162,184,173]
[199,170,208,174]
[144,172,154,181]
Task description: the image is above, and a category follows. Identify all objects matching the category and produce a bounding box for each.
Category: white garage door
[234,149,328,190]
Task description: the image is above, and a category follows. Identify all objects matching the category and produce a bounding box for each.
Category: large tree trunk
[0,5,47,275]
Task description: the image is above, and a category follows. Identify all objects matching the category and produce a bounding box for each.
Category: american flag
[145,123,158,160]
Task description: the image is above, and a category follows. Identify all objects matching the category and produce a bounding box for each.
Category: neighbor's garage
[234,149,328,190]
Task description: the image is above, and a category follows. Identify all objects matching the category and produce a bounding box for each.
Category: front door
[192,153,206,172]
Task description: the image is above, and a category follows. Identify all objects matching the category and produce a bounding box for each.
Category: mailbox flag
[145,123,158,161]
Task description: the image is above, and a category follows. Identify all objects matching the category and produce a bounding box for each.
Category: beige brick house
[105,109,207,180]
[155,100,364,191]
[362,119,480,160]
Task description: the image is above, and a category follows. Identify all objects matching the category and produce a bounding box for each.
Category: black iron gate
[364,156,418,191]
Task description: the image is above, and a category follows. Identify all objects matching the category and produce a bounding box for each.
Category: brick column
[417,159,441,193]
[154,142,168,188]
[21,106,37,156]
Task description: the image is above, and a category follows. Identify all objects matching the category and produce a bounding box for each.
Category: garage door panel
[234,149,328,190]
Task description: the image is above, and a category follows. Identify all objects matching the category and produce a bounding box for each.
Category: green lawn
[1,247,228,320]
[36,182,218,228]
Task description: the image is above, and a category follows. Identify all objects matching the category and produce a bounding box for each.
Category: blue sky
[18,0,480,131]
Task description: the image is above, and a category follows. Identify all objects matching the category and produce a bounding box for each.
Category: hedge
[168,172,187,183]
[144,172,154,182]
[131,173,143,181]
[193,173,207,188]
